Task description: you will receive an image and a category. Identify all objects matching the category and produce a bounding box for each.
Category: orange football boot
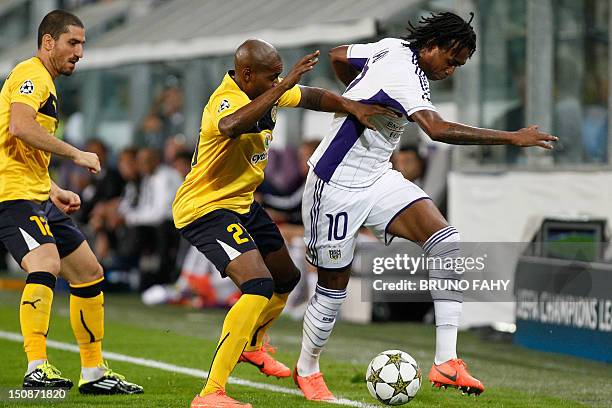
[239,340,291,378]
[428,358,485,395]
[190,390,252,407]
[293,368,336,401]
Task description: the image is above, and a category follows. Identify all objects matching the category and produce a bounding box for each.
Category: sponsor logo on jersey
[385,121,404,141]
[19,79,34,95]
[251,152,268,164]
[385,121,404,132]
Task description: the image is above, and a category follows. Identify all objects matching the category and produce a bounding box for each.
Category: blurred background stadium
[1,1,611,406]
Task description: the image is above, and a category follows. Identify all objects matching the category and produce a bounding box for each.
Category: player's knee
[34,258,60,276]
[274,268,301,294]
[46,259,61,276]
[423,225,461,255]
[78,262,104,285]
[90,263,104,281]
[240,277,274,299]
[22,252,61,275]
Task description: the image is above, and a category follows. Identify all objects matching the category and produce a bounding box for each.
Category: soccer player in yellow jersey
[0,10,142,394]
[174,39,395,407]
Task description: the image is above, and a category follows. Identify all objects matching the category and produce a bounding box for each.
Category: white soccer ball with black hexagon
[366,349,421,405]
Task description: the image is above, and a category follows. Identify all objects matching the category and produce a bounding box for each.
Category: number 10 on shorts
[325,212,348,241]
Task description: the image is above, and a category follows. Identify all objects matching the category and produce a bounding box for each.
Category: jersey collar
[225,70,250,100]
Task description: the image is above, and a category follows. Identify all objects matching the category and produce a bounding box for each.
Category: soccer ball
[365,350,421,405]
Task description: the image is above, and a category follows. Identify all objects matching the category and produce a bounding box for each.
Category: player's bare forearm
[218,84,289,138]
[10,103,79,159]
[299,86,398,130]
[10,103,100,172]
[412,109,558,148]
[430,121,513,145]
[298,86,349,113]
[329,46,359,86]
[50,180,60,194]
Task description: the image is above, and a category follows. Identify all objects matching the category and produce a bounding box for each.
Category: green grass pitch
[0,290,610,407]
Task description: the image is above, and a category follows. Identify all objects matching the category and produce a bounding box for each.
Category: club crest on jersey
[218,99,230,113]
[271,106,278,123]
[19,80,34,95]
[251,133,272,164]
[328,248,342,262]
[264,132,272,151]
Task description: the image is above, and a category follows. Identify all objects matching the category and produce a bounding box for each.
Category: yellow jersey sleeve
[277,84,302,108]
[8,68,49,112]
[210,90,250,131]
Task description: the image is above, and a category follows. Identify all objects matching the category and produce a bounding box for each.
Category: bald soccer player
[173,39,396,408]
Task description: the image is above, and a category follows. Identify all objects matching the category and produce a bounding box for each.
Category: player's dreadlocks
[402,12,476,57]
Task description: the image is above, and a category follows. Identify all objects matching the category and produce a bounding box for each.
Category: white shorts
[302,168,430,269]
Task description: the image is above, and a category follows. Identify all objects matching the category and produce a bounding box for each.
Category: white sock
[81,366,106,382]
[435,325,458,365]
[296,284,346,377]
[26,359,46,375]
[434,300,462,364]
[424,226,463,365]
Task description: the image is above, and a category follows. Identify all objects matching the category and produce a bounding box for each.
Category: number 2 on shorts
[227,223,249,244]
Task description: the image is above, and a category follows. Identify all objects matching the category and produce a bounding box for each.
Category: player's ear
[41,33,55,51]
[242,67,252,82]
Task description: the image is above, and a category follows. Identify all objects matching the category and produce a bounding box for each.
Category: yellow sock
[20,272,56,362]
[202,293,269,395]
[69,277,104,368]
[244,292,289,352]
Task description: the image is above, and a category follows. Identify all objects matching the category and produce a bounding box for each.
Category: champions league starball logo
[19,79,34,95]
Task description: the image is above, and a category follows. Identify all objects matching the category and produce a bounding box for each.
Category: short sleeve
[9,70,48,112]
[277,84,301,108]
[381,70,436,119]
[210,90,249,130]
[347,42,378,71]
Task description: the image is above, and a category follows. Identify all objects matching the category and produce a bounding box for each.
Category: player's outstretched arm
[329,45,359,87]
[298,86,397,130]
[219,51,320,138]
[9,102,101,172]
[411,109,558,148]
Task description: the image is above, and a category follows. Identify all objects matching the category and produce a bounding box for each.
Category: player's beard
[61,64,76,76]
[61,59,79,76]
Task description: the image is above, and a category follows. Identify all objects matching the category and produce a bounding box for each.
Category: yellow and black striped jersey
[0,57,58,203]
[173,71,301,229]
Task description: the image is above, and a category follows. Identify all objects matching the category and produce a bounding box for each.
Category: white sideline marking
[0,330,377,408]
